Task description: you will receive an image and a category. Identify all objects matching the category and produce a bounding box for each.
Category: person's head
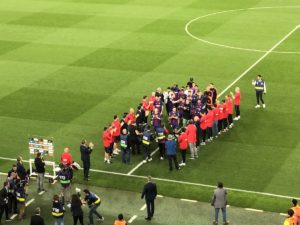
[114,115,118,120]
[147,176,152,182]
[194,116,199,122]
[292,199,298,206]
[221,99,225,103]
[143,96,148,100]
[181,127,186,133]
[151,92,155,96]
[53,194,59,202]
[83,189,90,196]
[35,207,41,215]
[36,152,41,158]
[81,139,87,145]
[167,134,173,140]
[287,209,294,217]
[235,87,240,93]
[172,107,177,113]
[64,147,69,153]
[189,119,194,124]
[190,77,194,82]
[122,128,127,135]
[17,156,23,163]
[118,214,124,221]
[12,164,17,171]
[217,182,223,188]
[257,74,262,80]
[129,108,134,114]
[71,194,81,204]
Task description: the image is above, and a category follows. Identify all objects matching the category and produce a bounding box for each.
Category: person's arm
[154,184,157,198]
[264,82,267,94]
[252,79,256,86]
[141,185,146,199]
[211,192,216,206]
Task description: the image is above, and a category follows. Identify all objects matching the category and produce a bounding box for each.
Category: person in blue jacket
[165,135,180,171]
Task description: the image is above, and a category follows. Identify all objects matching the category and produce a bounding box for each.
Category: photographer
[80,140,94,181]
[83,189,104,224]
[34,152,45,192]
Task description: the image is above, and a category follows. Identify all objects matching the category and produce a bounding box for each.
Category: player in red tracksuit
[231,87,241,121]
[103,127,113,164]
[200,113,207,145]
[142,96,150,123]
[112,115,121,155]
[206,108,214,141]
[221,99,229,132]
[226,95,234,128]
[148,92,155,112]
[186,120,198,159]
[217,102,224,134]
[125,108,136,125]
[212,105,219,138]
[178,128,188,166]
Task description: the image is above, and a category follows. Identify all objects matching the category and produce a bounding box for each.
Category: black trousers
[235,105,240,117]
[8,194,17,213]
[228,114,233,125]
[223,118,228,129]
[168,155,179,170]
[73,215,84,225]
[207,127,213,139]
[158,142,165,157]
[181,150,186,163]
[218,120,223,132]
[0,204,9,221]
[82,160,90,179]
[146,199,155,218]
[256,91,264,104]
[143,145,150,160]
[201,129,206,142]
[130,140,141,154]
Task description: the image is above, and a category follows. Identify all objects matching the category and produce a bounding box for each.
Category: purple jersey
[154,100,163,114]
[152,113,161,127]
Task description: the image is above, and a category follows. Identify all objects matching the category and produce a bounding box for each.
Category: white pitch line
[245,208,263,213]
[181,198,197,203]
[140,204,146,211]
[127,147,159,175]
[157,195,164,198]
[185,6,300,54]
[10,214,18,220]
[1,160,300,200]
[25,198,35,207]
[0,156,29,163]
[218,25,299,97]
[280,213,288,216]
[38,191,45,195]
[128,215,138,223]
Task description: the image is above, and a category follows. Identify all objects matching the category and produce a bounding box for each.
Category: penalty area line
[218,25,299,97]
[128,215,138,223]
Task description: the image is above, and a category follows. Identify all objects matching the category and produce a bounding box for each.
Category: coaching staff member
[80,140,94,181]
[141,176,157,221]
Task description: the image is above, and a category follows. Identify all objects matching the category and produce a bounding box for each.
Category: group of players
[102,78,241,166]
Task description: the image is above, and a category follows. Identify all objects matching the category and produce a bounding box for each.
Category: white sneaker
[189,157,195,160]
[207,139,211,142]
[180,163,186,166]
[238,116,240,120]
[229,124,233,128]
[97,216,105,221]
[148,158,153,162]
[218,132,221,135]
[160,157,164,160]
[107,160,111,164]
[263,104,266,108]
[233,117,238,121]
[255,105,261,108]
[200,142,206,146]
[113,151,119,155]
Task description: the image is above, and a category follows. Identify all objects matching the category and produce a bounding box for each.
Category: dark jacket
[34,157,45,173]
[80,145,92,162]
[71,200,83,217]
[0,187,8,206]
[17,162,27,180]
[141,182,157,201]
[30,214,45,225]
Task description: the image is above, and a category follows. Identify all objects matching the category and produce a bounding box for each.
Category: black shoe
[145,217,151,221]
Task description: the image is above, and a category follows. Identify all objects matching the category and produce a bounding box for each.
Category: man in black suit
[141,176,157,221]
[30,207,45,225]
[80,140,94,181]
[0,181,11,224]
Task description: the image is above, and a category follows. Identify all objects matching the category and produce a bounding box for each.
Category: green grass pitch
[0,0,300,219]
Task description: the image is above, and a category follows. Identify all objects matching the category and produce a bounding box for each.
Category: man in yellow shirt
[284,209,297,225]
[114,214,127,225]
